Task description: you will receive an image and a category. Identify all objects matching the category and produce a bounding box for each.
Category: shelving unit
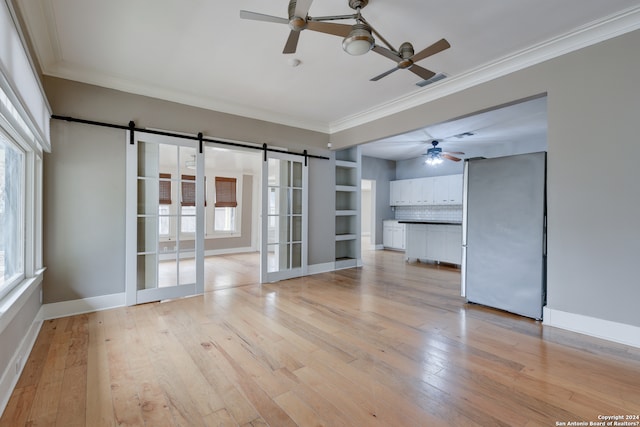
[334,147,361,269]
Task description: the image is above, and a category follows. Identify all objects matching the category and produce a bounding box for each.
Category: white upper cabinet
[390,175,462,206]
[390,179,416,206]
[416,178,434,205]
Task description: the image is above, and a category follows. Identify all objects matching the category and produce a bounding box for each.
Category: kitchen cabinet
[390,175,462,206]
[447,175,463,205]
[404,223,462,265]
[405,223,427,258]
[383,220,405,250]
[416,178,434,205]
[432,175,463,205]
[390,179,415,206]
[443,226,462,264]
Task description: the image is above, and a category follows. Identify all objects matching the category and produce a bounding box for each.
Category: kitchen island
[398,221,462,265]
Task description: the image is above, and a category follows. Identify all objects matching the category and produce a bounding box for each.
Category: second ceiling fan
[240,0,450,82]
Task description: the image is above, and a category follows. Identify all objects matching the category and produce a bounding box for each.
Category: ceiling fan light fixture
[342,23,374,56]
[425,156,443,166]
[185,154,196,169]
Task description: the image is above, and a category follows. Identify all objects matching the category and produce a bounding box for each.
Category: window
[214,177,238,233]
[0,131,25,298]
[0,5,49,306]
[180,174,206,234]
[214,207,236,232]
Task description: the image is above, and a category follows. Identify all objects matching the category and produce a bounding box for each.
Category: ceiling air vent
[416,73,447,87]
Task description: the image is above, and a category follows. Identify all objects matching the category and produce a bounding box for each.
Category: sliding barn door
[261,151,308,283]
[125,132,204,305]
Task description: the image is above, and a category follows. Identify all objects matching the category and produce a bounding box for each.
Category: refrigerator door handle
[462,161,469,246]
[461,246,467,297]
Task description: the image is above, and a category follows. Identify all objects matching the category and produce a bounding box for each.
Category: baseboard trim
[543,307,640,348]
[0,318,42,416]
[307,262,336,275]
[38,292,126,320]
[35,259,348,321]
[159,247,257,261]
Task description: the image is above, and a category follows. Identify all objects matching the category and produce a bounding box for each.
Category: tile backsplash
[395,205,463,222]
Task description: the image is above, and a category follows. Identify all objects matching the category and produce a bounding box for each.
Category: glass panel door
[126,133,204,305]
[261,151,307,283]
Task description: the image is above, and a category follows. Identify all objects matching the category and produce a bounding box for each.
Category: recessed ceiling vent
[416,73,447,87]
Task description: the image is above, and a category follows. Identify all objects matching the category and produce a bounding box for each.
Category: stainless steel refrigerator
[461,152,546,319]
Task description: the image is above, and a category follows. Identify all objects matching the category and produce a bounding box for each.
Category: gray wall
[395,157,464,180]
[333,30,640,328]
[361,156,395,247]
[43,77,333,304]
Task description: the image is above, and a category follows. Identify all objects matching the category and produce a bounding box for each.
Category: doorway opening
[361,179,376,252]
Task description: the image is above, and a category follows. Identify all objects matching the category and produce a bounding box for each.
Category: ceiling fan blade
[372,45,402,62]
[306,21,351,37]
[239,10,289,25]
[283,30,301,54]
[370,67,400,82]
[442,154,462,162]
[408,64,436,81]
[411,38,451,63]
[294,0,314,17]
[443,151,465,155]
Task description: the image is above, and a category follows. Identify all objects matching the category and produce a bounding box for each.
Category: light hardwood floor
[2,248,640,426]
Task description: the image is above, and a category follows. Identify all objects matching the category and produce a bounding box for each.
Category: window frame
[0,129,26,300]
[0,112,42,303]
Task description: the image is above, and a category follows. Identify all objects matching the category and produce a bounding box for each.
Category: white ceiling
[361,95,548,161]
[15,0,640,160]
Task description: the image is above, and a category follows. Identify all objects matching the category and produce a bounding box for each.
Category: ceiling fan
[370,39,450,82]
[423,140,465,165]
[239,0,353,54]
[240,0,450,82]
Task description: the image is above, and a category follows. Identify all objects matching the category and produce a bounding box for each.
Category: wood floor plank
[3,248,640,426]
[85,311,116,427]
[133,302,207,427]
[0,386,36,427]
[102,309,146,427]
[25,317,71,425]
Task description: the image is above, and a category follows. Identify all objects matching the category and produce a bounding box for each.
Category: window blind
[181,175,206,206]
[159,173,171,205]
[215,177,237,208]
[181,175,196,206]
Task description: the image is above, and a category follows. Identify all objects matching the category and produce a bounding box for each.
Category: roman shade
[181,175,206,206]
[181,175,196,206]
[215,177,237,208]
[159,173,171,205]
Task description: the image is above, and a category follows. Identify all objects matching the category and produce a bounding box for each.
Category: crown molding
[329,5,640,133]
[43,64,331,133]
[21,0,640,136]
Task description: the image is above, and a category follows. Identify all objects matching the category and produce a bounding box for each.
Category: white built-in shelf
[335,160,358,168]
[334,147,361,270]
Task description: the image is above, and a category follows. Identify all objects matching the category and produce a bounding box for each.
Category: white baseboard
[38,292,126,321]
[34,258,352,321]
[543,307,640,349]
[159,247,257,261]
[307,262,336,275]
[0,318,42,416]
[204,247,256,257]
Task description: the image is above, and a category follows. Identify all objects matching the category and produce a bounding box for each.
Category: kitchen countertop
[398,220,463,225]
